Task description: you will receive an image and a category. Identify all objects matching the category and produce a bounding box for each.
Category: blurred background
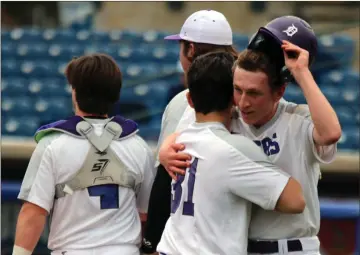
[1,2,359,255]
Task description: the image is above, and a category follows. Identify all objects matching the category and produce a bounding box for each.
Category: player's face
[233,67,281,127]
[179,41,192,73]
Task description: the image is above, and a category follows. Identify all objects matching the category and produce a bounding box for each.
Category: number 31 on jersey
[171,157,198,217]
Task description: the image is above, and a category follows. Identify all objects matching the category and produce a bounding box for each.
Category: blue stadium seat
[1,42,17,58]
[20,61,58,78]
[2,59,20,77]
[338,127,359,150]
[33,98,73,121]
[27,79,66,97]
[341,87,359,105]
[138,123,161,141]
[75,30,91,43]
[142,30,168,44]
[1,78,27,97]
[16,44,49,60]
[318,70,360,90]
[313,34,355,76]
[1,30,11,42]
[233,34,250,50]
[108,30,143,44]
[114,82,170,126]
[42,29,77,44]
[1,97,33,117]
[283,85,306,104]
[91,30,111,43]
[335,107,357,126]
[152,47,179,63]
[2,116,40,137]
[321,85,343,105]
[9,28,42,43]
[48,44,83,60]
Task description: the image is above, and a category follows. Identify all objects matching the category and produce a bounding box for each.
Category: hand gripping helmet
[248,15,318,84]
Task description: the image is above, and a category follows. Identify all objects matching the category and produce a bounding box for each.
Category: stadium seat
[1,78,27,97]
[2,59,21,77]
[313,34,355,77]
[335,106,357,126]
[152,47,179,63]
[318,70,360,90]
[48,44,84,61]
[9,28,43,43]
[2,97,33,117]
[108,30,143,44]
[2,116,40,137]
[16,44,49,60]
[91,30,111,44]
[338,127,360,150]
[1,42,17,58]
[28,78,66,97]
[20,61,58,78]
[33,97,73,122]
[42,29,77,44]
[321,85,343,105]
[142,30,168,44]
[233,34,250,50]
[342,87,359,105]
[283,85,306,104]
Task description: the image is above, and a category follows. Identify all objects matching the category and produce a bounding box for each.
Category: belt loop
[278,239,288,255]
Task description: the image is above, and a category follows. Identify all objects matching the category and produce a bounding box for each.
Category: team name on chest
[253,133,280,156]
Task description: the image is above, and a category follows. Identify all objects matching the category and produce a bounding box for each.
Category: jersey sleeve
[226,136,290,211]
[154,90,188,167]
[136,141,156,214]
[18,137,57,213]
[307,122,337,164]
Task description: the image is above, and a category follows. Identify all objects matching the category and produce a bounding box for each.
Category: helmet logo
[283,24,298,37]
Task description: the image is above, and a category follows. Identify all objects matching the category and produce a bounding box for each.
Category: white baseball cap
[164,10,233,46]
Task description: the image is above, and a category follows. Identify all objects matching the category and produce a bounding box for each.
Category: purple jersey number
[171,158,198,216]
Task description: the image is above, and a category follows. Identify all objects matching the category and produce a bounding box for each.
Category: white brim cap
[164,10,233,46]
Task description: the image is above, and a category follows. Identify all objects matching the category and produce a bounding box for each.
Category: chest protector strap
[34,116,140,199]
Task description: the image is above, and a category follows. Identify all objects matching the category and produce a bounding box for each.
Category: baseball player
[157,51,306,255]
[13,54,155,255]
[141,9,238,254]
[159,16,341,255]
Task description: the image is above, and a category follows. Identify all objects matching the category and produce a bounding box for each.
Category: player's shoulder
[209,127,268,162]
[165,89,188,113]
[281,98,311,120]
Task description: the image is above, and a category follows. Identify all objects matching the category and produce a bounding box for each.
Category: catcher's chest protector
[34,116,140,199]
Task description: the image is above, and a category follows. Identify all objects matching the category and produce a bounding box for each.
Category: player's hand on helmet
[282,40,310,74]
[158,141,190,180]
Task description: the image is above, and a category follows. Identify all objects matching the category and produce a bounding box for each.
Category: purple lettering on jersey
[171,157,198,217]
[34,115,138,142]
[182,158,198,216]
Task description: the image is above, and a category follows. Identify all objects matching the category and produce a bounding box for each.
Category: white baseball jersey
[157,122,290,255]
[160,94,337,241]
[231,99,337,240]
[155,90,188,167]
[18,118,156,254]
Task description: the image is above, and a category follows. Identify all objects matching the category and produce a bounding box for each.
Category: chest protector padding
[34,115,140,199]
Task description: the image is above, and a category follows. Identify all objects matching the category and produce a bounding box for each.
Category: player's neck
[195,112,231,130]
[75,109,108,119]
[253,101,279,129]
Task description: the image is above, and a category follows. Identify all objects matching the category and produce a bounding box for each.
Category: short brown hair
[65,53,122,115]
[234,49,283,91]
[181,40,238,62]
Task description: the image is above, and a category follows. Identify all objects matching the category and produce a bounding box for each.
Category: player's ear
[188,42,195,59]
[186,92,194,109]
[273,84,286,102]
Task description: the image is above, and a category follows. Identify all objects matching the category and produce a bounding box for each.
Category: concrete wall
[95,2,292,35]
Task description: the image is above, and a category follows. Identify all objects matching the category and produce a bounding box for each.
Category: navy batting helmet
[248,15,318,83]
